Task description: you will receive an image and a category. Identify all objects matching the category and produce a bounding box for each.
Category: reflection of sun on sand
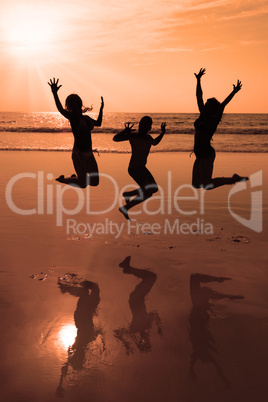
[56,273,104,398]
[58,324,77,349]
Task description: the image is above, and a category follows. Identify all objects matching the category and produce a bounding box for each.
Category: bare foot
[55,175,65,183]
[119,206,131,221]
[217,277,231,283]
[119,256,131,269]
[232,174,249,183]
[229,295,245,300]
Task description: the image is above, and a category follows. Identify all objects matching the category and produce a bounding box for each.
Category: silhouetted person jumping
[192,68,248,190]
[114,256,162,354]
[48,78,104,188]
[189,273,244,387]
[56,275,104,397]
[113,117,166,220]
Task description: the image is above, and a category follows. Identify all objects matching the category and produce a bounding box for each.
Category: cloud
[1,0,267,61]
[219,4,268,21]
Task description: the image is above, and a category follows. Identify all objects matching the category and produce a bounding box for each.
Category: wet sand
[0,151,267,402]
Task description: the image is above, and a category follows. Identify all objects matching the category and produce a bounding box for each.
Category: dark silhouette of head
[65,94,83,112]
[195,97,223,127]
[65,94,92,114]
[204,97,221,115]
[139,116,152,134]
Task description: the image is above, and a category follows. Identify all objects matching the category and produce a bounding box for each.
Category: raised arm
[194,68,206,113]
[151,123,166,146]
[91,97,104,127]
[221,80,242,109]
[113,123,135,142]
[48,78,70,119]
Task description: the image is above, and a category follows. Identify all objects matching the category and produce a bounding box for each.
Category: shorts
[128,166,157,191]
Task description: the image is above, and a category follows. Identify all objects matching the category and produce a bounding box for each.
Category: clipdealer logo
[228,170,263,233]
[4,170,207,225]
[4,170,263,234]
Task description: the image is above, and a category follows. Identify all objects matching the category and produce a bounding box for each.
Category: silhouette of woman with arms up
[192,68,248,190]
[48,78,104,188]
[113,117,166,220]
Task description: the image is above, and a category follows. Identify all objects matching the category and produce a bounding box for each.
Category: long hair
[195,97,223,129]
[65,94,93,114]
[203,98,223,121]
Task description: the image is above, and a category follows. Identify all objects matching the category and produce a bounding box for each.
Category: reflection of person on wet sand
[189,273,244,387]
[56,276,104,397]
[48,78,104,188]
[192,68,248,190]
[113,117,166,220]
[114,256,162,354]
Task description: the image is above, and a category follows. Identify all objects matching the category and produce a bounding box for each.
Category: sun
[7,20,52,48]
[1,5,60,59]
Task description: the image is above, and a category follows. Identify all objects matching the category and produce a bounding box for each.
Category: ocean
[0,112,267,153]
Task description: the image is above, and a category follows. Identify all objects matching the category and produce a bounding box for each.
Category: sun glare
[2,5,60,58]
[7,21,51,47]
[58,324,77,349]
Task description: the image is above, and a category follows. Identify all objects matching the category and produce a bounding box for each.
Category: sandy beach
[0,150,267,402]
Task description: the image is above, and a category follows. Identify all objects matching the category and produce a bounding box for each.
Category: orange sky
[0,0,267,113]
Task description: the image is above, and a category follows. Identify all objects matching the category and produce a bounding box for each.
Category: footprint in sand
[230,235,251,244]
[30,272,48,281]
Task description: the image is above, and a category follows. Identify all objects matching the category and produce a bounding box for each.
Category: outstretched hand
[100,96,104,108]
[48,78,62,94]
[194,68,206,80]
[124,122,135,132]
[161,122,166,134]
[233,80,242,93]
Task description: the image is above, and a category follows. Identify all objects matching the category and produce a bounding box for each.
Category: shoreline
[0,149,267,153]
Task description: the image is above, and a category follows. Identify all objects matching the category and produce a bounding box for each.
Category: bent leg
[56,152,87,188]
[207,174,248,190]
[66,152,99,188]
[119,167,158,219]
[192,158,202,188]
[119,188,153,220]
[123,188,141,204]
[69,151,88,188]
[85,154,99,187]
[123,188,154,210]
[197,152,241,190]
[119,257,157,304]
[126,166,158,204]
[199,153,215,188]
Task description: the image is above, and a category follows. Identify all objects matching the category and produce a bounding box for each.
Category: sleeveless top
[194,106,223,158]
[69,115,94,152]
